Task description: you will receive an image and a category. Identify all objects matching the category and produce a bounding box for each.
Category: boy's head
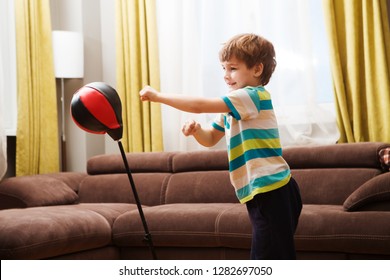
[219,33,276,86]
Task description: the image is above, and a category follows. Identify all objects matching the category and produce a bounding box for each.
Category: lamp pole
[52,30,84,171]
[60,77,66,171]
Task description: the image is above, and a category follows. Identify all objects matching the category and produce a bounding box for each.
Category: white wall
[50,0,118,172]
[0,0,17,136]
[99,0,118,155]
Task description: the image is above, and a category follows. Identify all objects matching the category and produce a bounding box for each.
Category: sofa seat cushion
[113,203,251,249]
[295,204,390,256]
[73,203,138,226]
[0,203,134,259]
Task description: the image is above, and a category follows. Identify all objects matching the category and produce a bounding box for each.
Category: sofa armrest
[343,172,390,211]
[0,172,84,210]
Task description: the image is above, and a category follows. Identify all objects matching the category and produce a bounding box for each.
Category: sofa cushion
[87,152,176,174]
[343,172,390,211]
[295,204,390,256]
[164,171,237,204]
[113,203,251,249]
[379,147,390,170]
[292,168,381,205]
[74,203,138,226]
[0,205,113,259]
[0,175,79,210]
[78,173,170,206]
[284,142,389,169]
[172,150,229,172]
[41,172,87,192]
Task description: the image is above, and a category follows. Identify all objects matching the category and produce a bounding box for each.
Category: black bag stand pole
[118,141,157,260]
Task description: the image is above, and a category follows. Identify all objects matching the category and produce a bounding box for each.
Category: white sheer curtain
[156,0,340,151]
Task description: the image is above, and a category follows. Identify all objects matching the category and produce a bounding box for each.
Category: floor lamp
[52,31,84,171]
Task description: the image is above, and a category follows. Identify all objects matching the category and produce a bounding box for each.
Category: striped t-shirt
[212,86,291,204]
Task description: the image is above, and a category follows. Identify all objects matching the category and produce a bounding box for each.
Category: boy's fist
[182,120,200,136]
[139,86,159,102]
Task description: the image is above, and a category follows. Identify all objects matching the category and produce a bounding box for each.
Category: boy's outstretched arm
[139,86,227,147]
[139,86,230,114]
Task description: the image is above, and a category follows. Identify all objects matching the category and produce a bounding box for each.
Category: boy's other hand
[139,86,159,102]
[182,120,200,136]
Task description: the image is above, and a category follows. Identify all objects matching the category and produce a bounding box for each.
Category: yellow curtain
[15,0,59,175]
[116,0,163,152]
[323,0,390,143]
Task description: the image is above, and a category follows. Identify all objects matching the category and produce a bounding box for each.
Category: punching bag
[70,82,123,141]
[70,82,157,259]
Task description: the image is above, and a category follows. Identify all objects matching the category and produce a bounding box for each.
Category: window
[156,0,339,151]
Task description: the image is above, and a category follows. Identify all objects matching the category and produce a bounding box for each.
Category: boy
[139,33,302,259]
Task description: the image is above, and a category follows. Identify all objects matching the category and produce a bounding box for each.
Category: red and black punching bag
[70,82,123,141]
[70,81,157,259]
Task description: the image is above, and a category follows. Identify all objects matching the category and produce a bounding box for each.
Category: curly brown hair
[219,33,277,86]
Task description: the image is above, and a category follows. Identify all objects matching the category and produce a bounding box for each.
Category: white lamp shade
[52,31,84,78]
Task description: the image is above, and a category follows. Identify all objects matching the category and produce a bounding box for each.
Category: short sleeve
[222,87,267,120]
[212,114,225,132]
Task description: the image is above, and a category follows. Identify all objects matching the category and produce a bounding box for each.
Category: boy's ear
[254,63,264,78]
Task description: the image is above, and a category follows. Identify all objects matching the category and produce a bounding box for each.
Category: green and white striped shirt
[212,86,291,203]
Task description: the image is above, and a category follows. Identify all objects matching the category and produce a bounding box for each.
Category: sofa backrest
[80,150,236,205]
[283,142,388,204]
[78,152,176,206]
[81,142,390,206]
[167,150,236,204]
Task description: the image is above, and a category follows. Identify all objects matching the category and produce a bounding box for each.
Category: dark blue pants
[245,177,302,260]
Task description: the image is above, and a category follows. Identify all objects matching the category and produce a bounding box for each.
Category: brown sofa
[1,142,390,260]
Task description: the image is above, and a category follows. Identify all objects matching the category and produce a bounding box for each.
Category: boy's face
[221,56,263,91]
